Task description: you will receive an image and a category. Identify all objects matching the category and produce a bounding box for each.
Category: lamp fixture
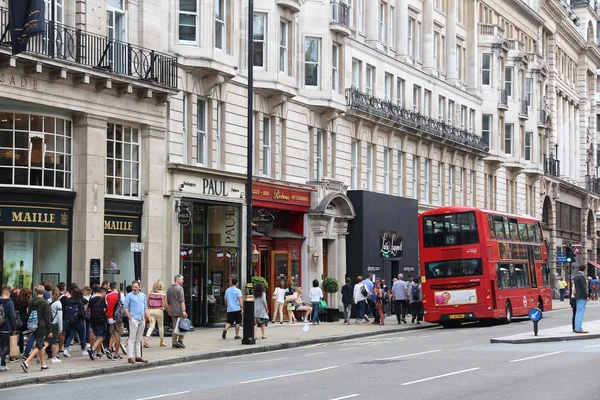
[307,245,320,267]
[251,244,260,266]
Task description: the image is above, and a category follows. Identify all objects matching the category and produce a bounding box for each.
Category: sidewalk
[0,318,430,389]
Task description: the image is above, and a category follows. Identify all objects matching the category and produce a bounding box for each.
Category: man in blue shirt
[363,273,374,322]
[392,274,408,324]
[124,281,148,364]
[222,278,243,340]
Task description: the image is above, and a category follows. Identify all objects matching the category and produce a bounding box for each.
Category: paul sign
[178,208,192,226]
[380,230,403,258]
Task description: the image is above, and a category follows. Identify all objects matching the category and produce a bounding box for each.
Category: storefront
[103,199,142,289]
[0,189,74,289]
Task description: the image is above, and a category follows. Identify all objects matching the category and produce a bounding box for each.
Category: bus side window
[503,218,511,241]
[488,215,496,239]
[494,216,505,240]
[518,223,528,242]
[509,219,519,241]
[527,224,536,242]
[534,223,543,243]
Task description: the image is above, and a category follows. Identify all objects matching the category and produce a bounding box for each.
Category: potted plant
[251,276,268,290]
[322,277,340,322]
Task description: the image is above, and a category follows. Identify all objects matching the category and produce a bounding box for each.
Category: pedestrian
[145,279,167,348]
[591,276,599,301]
[87,287,107,360]
[558,277,567,302]
[42,282,52,302]
[309,279,323,325]
[381,279,390,317]
[353,276,368,324]
[363,273,373,323]
[392,274,408,324]
[15,289,31,357]
[62,287,87,358]
[124,281,148,364]
[292,287,313,322]
[56,282,68,353]
[106,282,125,360]
[285,279,297,324]
[48,288,63,364]
[570,281,577,332]
[0,285,17,371]
[374,280,385,325]
[573,265,589,334]
[409,277,423,324]
[166,275,187,349]
[271,280,286,324]
[222,278,243,340]
[253,282,269,339]
[21,285,52,373]
[341,277,353,324]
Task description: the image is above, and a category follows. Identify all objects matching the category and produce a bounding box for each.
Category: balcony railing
[586,175,600,194]
[543,154,560,177]
[498,89,508,108]
[519,100,528,118]
[0,7,177,89]
[331,1,350,27]
[345,87,489,152]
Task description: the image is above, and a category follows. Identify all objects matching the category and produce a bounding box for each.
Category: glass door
[107,0,127,73]
[181,247,206,327]
[269,251,291,319]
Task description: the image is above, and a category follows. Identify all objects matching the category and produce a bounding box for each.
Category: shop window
[106,123,140,197]
[0,113,72,189]
[207,206,239,247]
[103,235,136,287]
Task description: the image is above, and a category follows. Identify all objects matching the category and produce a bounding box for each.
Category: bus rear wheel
[504,302,513,324]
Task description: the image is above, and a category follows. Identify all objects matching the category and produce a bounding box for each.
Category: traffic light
[566,245,575,263]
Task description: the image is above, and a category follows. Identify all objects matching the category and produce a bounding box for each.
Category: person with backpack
[341,277,353,324]
[62,287,87,358]
[0,285,17,371]
[48,288,63,364]
[21,285,52,373]
[106,282,125,360]
[409,277,423,324]
[87,287,107,360]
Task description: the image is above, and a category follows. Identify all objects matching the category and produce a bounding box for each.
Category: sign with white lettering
[0,205,70,230]
[178,208,192,226]
[130,242,145,252]
[104,214,141,236]
[380,230,403,258]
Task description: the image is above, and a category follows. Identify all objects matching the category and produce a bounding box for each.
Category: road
[2,304,599,400]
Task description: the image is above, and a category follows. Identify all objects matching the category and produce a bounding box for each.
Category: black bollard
[241,300,255,345]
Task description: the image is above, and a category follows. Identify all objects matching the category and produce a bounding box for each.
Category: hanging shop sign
[0,205,70,230]
[177,208,192,226]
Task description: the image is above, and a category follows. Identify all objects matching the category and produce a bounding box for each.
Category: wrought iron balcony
[331,1,351,36]
[586,175,600,194]
[0,7,177,89]
[543,154,560,177]
[345,87,489,153]
[498,89,508,109]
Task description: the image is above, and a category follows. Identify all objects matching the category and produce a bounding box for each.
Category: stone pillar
[327,236,339,308]
[466,0,479,95]
[140,125,167,286]
[396,0,409,62]
[548,198,559,298]
[422,0,435,74]
[565,100,570,177]
[556,95,562,161]
[446,0,458,84]
[72,114,107,286]
[365,2,379,47]
[573,103,579,181]
[336,231,348,310]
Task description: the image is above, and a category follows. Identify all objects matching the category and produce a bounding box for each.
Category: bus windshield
[425,258,483,279]
[422,212,479,247]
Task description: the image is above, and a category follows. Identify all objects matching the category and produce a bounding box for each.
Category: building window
[366,143,373,191]
[413,85,421,113]
[384,73,392,101]
[352,58,361,89]
[460,105,467,129]
[279,20,288,73]
[253,13,266,67]
[332,44,340,93]
[215,0,226,50]
[437,162,443,205]
[412,156,418,200]
[505,123,513,155]
[482,53,491,85]
[525,77,532,106]
[525,131,532,161]
[179,0,198,44]
[0,113,72,189]
[505,67,513,96]
[347,0,354,28]
[305,37,321,88]
[433,32,439,69]
[416,22,422,61]
[469,109,474,132]
[469,170,474,206]
[448,165,454,205]
[357,0,364,32]
[397,151,404,196]
[408,18,414,57]
[197,98,208,165]
[378,1,386,43]
[383,148,390,194]
[106,122,140,197]
[448,100,454,125]
[397,78,404,106]
[424,89,431,117]
[262,117,271,176]
[351,140,358,190]
[482,114,492,147]
[388,6,394,47]
[316,130,324,181]
[458,168,465,205]
[366,64,374,95]
[438,96,445,121]
[424,158,430,203]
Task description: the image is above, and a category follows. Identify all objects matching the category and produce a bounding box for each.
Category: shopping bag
[318,300,328,309]
[9,334,19,360]
[178,317,192,332]
[302,323,310,332]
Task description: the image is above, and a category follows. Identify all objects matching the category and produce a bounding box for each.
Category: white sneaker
[62,348,71,357]
[51,358,62,364]
[0,366,9,371]
[81,350,88,357]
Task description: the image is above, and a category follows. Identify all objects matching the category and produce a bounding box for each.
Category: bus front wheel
[504,302,513,324]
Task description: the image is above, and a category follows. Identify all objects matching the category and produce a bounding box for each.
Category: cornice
[73,114,108,128]
[505,0,546,26]
[542,0,569,24]
[556,19,586,52]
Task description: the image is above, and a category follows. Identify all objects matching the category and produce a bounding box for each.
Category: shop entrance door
[181,258,207,327]
[269,251,291,318]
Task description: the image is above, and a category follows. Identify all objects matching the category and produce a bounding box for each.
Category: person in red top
[105,282,124,360]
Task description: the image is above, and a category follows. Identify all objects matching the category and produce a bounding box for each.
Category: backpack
[0,303,5,327]
[27,310,38,331]
[64,303,79,325]
[89,297,107,323]
[411,284,420,301]
[113,296,124,323]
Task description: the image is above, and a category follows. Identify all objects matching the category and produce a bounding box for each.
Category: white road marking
[230,357,288,364]
[329,395,360,400]
[418,335,432,338]
[305,352,326,356]
[439,332,452,336]
[239,366,339,384]
[509,351,564,363]
[338,346,358,351]
[401,367,481,386]
[584,344,600,348]
[377,349,442,361]
[136,391,190,400]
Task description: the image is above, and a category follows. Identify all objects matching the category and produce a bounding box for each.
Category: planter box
[326,308,340,322]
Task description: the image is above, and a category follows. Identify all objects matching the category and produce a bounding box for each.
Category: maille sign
[252,184,311,207]
[0,205,70,230]
[104,214,141,236]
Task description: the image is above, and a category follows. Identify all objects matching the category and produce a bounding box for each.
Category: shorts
[48,324,59,345]
[109,322,123,336]
[91,322,107,339]
[254,318,269,327]
[33,328,48,350]
[226,311,242,325]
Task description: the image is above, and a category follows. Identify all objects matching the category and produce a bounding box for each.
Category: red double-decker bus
[418,206,552,327]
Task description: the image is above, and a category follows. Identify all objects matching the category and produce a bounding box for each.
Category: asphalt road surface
[2,304,599,400]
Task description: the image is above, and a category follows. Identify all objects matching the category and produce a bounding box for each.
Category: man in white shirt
[392,274,408,324]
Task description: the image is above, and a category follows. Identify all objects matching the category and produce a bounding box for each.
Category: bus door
[527,245,537,288]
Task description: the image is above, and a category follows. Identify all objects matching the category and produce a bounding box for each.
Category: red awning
[588,261,600,271]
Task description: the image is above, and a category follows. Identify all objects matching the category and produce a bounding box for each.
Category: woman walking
[285,279,297,324]
[309,279,323,325]
[374,280,385,325]
[253,282,269,339]
[353,276,368,324]
[62,288,87,357]
[49,288,63,363]
[271,280,286,324]
[144,280,167,348]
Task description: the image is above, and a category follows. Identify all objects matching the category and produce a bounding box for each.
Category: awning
[588,261,600,271]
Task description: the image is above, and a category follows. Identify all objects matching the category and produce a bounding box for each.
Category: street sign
[528,308,542,322]
[557,256,567,262]
[130,242,145,252]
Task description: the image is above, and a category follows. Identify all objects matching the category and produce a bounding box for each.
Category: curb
[490,333,600,344]
[1,324,432,389]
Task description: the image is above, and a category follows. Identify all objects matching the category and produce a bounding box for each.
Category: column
[365,0,379,47]
[422,0,435,74]
[72,114,107,286]
[396,0,409,60]
[446,0,458,83]
[327,236,339,308]
[466,0,479,94]
[140,125,167,285]
[573,103,579,182]
[565,100,571,178]
[549,200,558,298]
[336,231,348,310]
[556,95,562,164]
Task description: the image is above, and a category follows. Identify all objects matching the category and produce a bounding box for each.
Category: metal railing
[331,1,350,27]
[498,89,508,107]
[345,87,489,152]
[520,100,528,117]
[0,7,177,88]
[543,154,560,177]
[586,175,600,194]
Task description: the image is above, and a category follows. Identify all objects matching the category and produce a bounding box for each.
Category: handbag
[287,302,295,311]
[318,300,327,309]
[178,317,192,332]
[9,334,19,361]
[361,285,368,297]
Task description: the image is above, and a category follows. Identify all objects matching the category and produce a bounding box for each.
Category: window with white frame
[438,96,445,121]
[253,13,266,67]
[305,37,321,88]
[179,0,198,43]
[525,77,532,106]
[482,114,492,147]
[347,0,354,28]
[215,102,222,168]
[424,158,430,203]
[316,130,324,180]
[389,6,394,47]
[397,78,404,106]
[433,32,439,69]
[448,165,454,204]
[424,90,431,117]
[357,0,364,32]
[366,64,374,95]
[505,123,513,155]
[106,122,140,197]
[351,140,358,190]
[525,131,532,161]
[505,67,513,96]
[482,53,491,85]
[416,22,422,61]
[469,170,474,206]
[397,151,404,196]
[379,1,386,43]
[448,101,454,125]
[215,0,226,50]
[408,18,414,57]
[279,20,288,73]
[412,156,418,200]
[384,73,392,101]
[352,58,361,89]
[383,148,390,194]
[366,144,373,191]
[437,162,443,205]
[107,0,126,72]
[332,44,340,93]
[460,105,467,129]
[469,109,474,132]
[45,0,64,55]
[486,174,494,209]
[413,85,421,113]
[196,98,208,165]
[262,117,271,176]
[459,168,465,205]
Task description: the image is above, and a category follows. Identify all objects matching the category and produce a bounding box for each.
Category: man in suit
[573,265,589,334]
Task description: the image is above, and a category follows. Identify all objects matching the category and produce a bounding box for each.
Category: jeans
[311,302,320,323]
[559,288,565,302]
[395,300,407,322]
[575,299,587,331]
[343,303,352,322]
[410,301,423,322]
[127,319,145,359]
[356,300,366,321]
[24,333,35,356]
[65,320,86,350]
[0,332,10,366]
